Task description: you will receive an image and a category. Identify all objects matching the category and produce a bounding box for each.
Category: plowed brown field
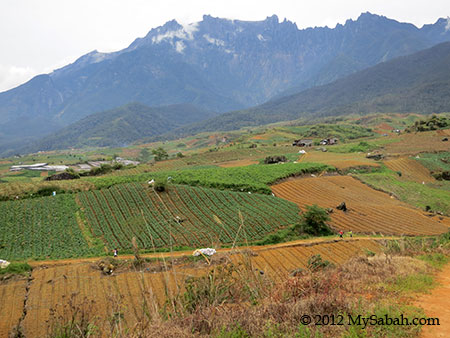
[2,239,382,337]
[384,130,450,156]
[384,157,435,183]
[272,176,449,235]
[0,280,27,338]
[218,159,259,167]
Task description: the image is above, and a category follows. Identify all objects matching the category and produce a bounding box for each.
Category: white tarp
[298,150,307,154]
[0,259,10,269]
[193,248,216,257]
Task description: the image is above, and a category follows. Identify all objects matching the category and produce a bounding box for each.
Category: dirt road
[419,263,450,338]
[27,235,397,267]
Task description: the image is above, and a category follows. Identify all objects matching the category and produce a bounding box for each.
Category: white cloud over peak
[0,64,37,92]
[152,22,199,44]
[203,34,225,46]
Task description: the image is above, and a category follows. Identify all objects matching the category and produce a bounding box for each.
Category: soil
[418,263,450,338]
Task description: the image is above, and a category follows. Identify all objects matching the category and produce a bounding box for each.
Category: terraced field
[384,157,435,183]
[272,176,449,235]
[0,238,382,337]
[298,151,380,170]
[0,279,27,338]
[384,130,450,156]
[78,183,300,250]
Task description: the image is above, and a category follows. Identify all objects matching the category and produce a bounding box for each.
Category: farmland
[78,183,300,250]
[384,157,435,183]
[0,238,383,337]
[0,194,101,261]
[0,183,301,260]
[383,129,450,156]
[272,176,449,235]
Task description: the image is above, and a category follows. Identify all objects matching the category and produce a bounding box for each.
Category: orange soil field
[2,239,382,337]
[298,151,380,170]
[0,280,27,338]
[436,129,450,136]
[251,134,270,140]
[272,176,449,235]
[218,159,259,167]
[384,130,450,156]
[384,157,435,183]
[230,239,382,281]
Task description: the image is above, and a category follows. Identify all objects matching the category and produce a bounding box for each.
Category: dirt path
[28,235,398,267]
[419,263,450,338]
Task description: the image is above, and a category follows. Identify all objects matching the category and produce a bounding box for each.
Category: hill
[20,102,216,152]
[165,41,450,137]
[1,13,450,154]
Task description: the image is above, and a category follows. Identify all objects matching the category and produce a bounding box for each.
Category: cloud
[0,64,37,92]
[446,17,450,31]
[203,34,225,46]
[152,22,199,44]
[175,41,186,53]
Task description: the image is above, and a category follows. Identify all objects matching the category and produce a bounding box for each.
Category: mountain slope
[1,12,450,149]
[163,41,450,137]
[23,102,215,151]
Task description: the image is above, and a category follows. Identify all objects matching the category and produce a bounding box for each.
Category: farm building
[292,139,313,147]
[320,137,339,145]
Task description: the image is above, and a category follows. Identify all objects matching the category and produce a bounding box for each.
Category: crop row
[0,194,99,260]
[78,183,301,251]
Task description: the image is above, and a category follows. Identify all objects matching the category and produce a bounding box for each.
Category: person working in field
[339,230,344,238]
[113,248,118,258]
[348,230,353,238]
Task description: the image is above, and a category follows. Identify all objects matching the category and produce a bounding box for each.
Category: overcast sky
[1,0,449,92]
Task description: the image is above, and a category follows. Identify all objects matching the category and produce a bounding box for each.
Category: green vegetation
[405,115,449,132]
[417,253,449,269]
[388,273,435,293]
[284,123,374,141]
[145,162,333,194]
[78,183,300,252]
[295,204,333,236]
[0,194,102,260]
[152,147,169,161]
[356,167,450,214]
[0,262,32,275]
[328,137,398,153]
[415,152,450,172]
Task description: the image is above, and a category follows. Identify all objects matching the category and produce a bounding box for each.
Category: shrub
[307,254,333,272]
[36,186,64,197]
[152,147,169,161]
[0,262,32,275]
[263,156,287,164]
[296,204,333,236]
[153,178,167,192]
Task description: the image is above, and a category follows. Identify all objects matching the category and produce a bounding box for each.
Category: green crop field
[0,183,301,260]
[92,162,332,194]
[78,183,300,251]
[0,194,101,260]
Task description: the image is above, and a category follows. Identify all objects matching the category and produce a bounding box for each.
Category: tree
[138,148,151,162]
[151,147,169,161]
[296,204,332,236]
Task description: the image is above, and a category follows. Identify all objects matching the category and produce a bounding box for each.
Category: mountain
[20,102,215,152]
[1,12,450,154]
[161,41,450,137]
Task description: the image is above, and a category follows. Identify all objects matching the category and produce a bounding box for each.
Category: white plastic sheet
[193,248,216,257]
[0,259,10,269]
